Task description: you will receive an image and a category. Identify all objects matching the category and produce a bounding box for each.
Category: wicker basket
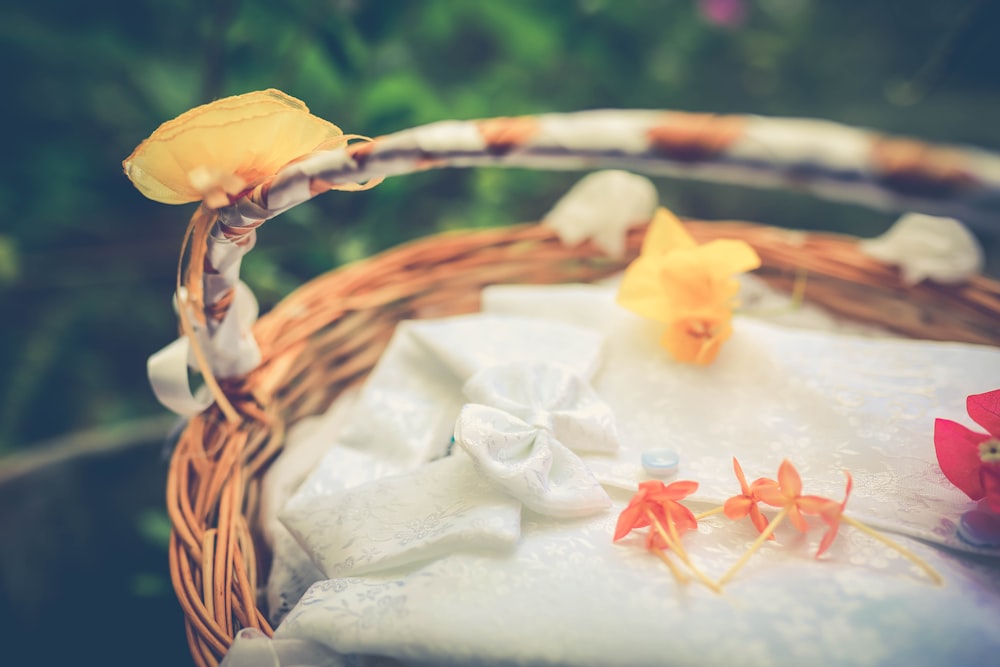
[161,110,1000,666]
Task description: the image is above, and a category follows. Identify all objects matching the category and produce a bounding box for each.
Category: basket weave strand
[168,217,1000,667]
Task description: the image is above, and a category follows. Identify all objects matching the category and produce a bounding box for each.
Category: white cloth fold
[542,170,658,258]
[244,281,1000,667]
[281,454,522,578]
[273,314,607,597]
[859,212,984,285]
[455,362,618,517]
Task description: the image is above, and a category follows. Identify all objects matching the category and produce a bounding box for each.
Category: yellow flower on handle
[616,208,761,364]
[122,89,376,424]
[122,89,348,208]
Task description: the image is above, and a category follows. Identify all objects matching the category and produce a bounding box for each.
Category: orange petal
[798,495,838,516]
[614,504,646,541]
[668,502,699,534]
[661,315,732,365]
[657,250,729,315]
[724,495,751,520]
[788,504,808,532]
[815,523,841,558]
[753,482,785,508]
[732,458,751,494]
[662,479,699,500]
[749,505,772,537]
[777,459,803,497]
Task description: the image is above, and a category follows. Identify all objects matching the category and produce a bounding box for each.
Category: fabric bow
[454,362,619,518]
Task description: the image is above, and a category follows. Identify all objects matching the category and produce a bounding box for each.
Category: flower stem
[646,510,721,594]
[652,547,689,584]
[717,505,789,587]
[840,515,943,586]
[790,267,808,308]
[695,506,726,520]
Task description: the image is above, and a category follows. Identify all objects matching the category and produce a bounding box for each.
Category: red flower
[934,389,1000,513]
[799,471,853,558]
[615,479,699,550]
[753,460,812,532]
[723,458,772,537]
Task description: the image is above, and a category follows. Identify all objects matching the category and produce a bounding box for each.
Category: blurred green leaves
[1,0,998,450]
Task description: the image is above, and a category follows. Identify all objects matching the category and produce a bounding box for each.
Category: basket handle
[154,110,1000,421]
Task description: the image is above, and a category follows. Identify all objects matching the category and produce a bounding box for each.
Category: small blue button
[957,509,1000,548]
[642,448,680,478]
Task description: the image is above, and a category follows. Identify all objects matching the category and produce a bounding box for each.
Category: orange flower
[123,89,349,208]
[753,459,819,532]
[616,208,760,364]
[723,458,772,537]
[799,471,853,558]
[615,479,699,550]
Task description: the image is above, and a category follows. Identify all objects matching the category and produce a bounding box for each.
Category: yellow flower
[122,89,347,208]
[616,208,760,364]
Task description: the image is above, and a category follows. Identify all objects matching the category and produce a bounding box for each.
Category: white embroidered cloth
[228,281,1000,667]
[455,362,618,518]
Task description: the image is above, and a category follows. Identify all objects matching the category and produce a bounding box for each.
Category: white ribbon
[147,280,261,416]
[859,212,984,285]
[455,362,618,518]
[542,169,658,258]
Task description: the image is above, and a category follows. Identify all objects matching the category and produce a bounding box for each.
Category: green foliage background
[2,0,999,451]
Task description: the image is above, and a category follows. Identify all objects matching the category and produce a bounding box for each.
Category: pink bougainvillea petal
[980,466,1000,513]
[967,389,1000,436]
[934,418,990,500]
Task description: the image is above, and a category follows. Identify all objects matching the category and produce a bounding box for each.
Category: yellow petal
[616,254,673,323]
[696,239,762,276]
[657,249,734,316]
[123,89,344,205]
[640,207,697,256]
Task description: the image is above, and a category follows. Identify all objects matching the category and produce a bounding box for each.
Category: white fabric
[542,170,658,257]
[263,389,359,623]
[859,212,984,285]
[455,363,618,518]
[269,314,606,620]
[281,453,522,578]
[241,281,1000,667]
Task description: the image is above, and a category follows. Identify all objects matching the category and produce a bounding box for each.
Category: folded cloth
[281,452,522,578]
[243,282,1000,667]
[456,362,618,518]
[283,361,618,578]
[274,314,607,595]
